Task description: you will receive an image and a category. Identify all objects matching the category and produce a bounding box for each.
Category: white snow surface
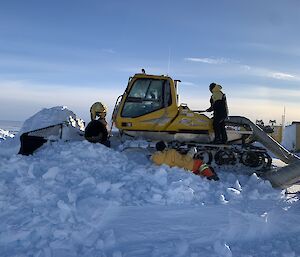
[0,128,14,141]
[1,107,300,257]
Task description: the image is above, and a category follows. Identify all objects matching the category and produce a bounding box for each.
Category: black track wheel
[214,150,236,165]
[240,151,262,168]
[195,151,213,164]
[255,152,272,171]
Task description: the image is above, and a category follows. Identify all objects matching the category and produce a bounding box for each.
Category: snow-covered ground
[0,128,14,142]
[0,107,300,257]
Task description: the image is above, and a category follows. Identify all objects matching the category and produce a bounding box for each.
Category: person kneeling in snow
[151,141,219,181]
[84,102,110,146]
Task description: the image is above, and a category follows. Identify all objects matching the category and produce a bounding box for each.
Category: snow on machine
[111,71,300,176]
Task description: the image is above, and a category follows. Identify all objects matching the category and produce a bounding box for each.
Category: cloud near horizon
[185,57,230,65]
[268,72,295,80]
[247,66,299,81]
[186,56,299,82]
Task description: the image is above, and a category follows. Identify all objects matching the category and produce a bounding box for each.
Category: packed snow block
[84,120,109,145]
[18,133,47,155]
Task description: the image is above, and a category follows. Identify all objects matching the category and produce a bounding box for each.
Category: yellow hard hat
[90,102,107,120]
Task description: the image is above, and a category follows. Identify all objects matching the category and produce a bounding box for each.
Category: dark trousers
[213,118,228,143]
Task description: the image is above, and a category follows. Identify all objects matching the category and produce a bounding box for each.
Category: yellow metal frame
[114,73,213,134]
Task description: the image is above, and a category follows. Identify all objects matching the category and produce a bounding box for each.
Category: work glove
[206,167,219,181]
[192,169,200,176]
[207,174,220,181]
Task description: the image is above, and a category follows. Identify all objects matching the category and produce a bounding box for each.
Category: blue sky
[0,0,300,124]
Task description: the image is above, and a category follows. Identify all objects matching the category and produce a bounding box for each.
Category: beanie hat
[209,83,217,92]
[156,141,166,151]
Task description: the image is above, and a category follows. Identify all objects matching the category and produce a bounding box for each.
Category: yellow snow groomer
[112,71,300,185]
[113,72,251,144]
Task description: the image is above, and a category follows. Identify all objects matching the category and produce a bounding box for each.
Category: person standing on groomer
[206,83,228,144]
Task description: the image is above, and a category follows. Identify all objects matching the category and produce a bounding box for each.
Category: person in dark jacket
[206,83,228,144]
[85,102,110,146]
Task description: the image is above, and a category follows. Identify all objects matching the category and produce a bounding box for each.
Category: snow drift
[0,128,14,141]
[1,107,300,257]
[0,106,85,158]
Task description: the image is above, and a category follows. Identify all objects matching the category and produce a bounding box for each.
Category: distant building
[282,122,300,152]
[270,125,283,143]
[255,119,283,143]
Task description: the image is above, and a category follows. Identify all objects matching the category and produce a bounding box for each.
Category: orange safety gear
[151,149,218,180]
[192,159,214,177]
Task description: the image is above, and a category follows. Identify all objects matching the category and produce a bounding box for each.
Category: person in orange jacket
[151,141,219,181]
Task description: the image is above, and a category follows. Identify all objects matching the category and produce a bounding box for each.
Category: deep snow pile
[1,107,300,257]
[0,106,84,158]
[19,106,84,135]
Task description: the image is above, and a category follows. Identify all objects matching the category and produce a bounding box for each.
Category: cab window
[121,78,171,118]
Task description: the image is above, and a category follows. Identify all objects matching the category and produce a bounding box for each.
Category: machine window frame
[121,78,172,118]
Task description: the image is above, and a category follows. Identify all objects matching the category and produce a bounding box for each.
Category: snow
[0,107,300,256]
[0,128,14,141]
[0,106,85,158]
[19,106,84,135]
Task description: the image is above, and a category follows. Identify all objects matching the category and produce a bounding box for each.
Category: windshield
[121,78,171,118]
